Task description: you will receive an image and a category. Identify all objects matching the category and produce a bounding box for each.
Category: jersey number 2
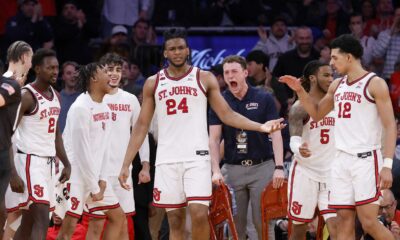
[166,98,188,115]
[48,117,56,133]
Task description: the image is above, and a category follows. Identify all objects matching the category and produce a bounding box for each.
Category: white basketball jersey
[154,66,209,165]
[15,84,60,157]
[103,89,149,176]
[294,112,336,182]
[334,72,382,154]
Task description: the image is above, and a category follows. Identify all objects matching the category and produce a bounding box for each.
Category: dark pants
[0,149,11,202]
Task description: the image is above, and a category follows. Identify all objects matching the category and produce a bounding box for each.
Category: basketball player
[3,49,71,240]
[57,62,125,240]
[118,28,285,240]
[0,41,32,238]
[280,34,396,240]
[287,60,337,240]
[84,53,150,239]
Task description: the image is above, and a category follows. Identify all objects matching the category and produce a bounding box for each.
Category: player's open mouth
[229,81,238,88]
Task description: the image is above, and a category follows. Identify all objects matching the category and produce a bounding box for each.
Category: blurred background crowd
[3,0,400,239]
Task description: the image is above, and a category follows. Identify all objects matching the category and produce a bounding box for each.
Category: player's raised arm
[119,75,155,189]
[279,75,339,122]
[204,70,285,133]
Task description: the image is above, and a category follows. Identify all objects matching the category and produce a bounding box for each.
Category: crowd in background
[3,0,400,239]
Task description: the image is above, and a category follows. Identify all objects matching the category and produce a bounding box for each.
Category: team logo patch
[1,83,15,95]
[153,188,161,202]
[245,102,259,110]
[292,201,303,215]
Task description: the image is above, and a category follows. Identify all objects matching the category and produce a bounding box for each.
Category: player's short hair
[330,34,363,59]
[99,53,123,67]
[6,41,32,64]
[77,62,105,92]
[32,48,57,69]
[301,60,328,92]
[222,55,247,70]
[163,28,188,49]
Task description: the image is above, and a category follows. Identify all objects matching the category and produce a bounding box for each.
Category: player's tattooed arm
[288,101,308,137]
[288,101,311,158]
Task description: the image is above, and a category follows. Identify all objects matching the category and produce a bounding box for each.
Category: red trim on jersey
[333,77,345,95]
[319,209,337,215]
[6,206,20,213]
[153,72,160,95]
[83,211,107,219]
[186,196,212,201]
[363,75,377,103]
[22,87,39,116]
[125,211,136,216]
[88,203,120,213]
[49,206,55,212]
[164,66,193,81]
[195,68,206,96]
[328,204,355,209]
[287,162,314,222]
[346,72,370,86]
[30,83,55,101]
[355,150,380,206]
[66,211,82,219]
[152,202,188,208]
[26,154,33,197]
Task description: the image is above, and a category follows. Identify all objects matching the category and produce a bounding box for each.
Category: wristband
[275,165,284,170]
[383,158,393,169]
[289,136,302,155]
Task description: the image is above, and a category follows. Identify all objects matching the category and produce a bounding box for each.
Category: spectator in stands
[365,0,394,37]
[122,59,145,96]
[210,64,226,92]
[372,7,400,80]
[389,61,400,115]
[96,25,130,60]
[4,0,53,51]
[129,18,157,58]
[273,26,319,97]
[54,0,91,64]
[58,61,79,133]
[349,12,376,70]
[101,0,150,38]
[361,0,376,23]
[320,0,350,42]
[246,50,288,117]
[252,16,295,72]
[120,58,130,87]
[380,190,400,239]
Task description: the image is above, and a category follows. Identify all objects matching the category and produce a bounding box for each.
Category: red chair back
[208,183,238,240]
[261,180,289,240]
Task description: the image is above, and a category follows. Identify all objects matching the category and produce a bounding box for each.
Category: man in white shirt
[57,62,125,240]
[85,53,150,239]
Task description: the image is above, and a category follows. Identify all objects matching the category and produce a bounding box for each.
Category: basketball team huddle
[0,27,397,240]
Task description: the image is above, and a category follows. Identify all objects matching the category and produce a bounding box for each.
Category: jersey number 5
[320,129,330,144]
[166,98,189,115]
